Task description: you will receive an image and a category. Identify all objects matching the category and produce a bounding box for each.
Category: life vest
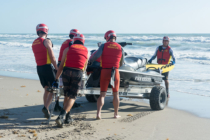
[64,44,88,70]
[101,42,122,68]
[157,46,171,64]
[90,50,101,63]
[58,39,72,62]
[32,37,51,66]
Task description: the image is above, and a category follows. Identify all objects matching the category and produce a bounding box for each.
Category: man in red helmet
[148,36,176,98]
[32,23,58,118]
[57,29,80,67]
[55,29,81,124]
[52,34,89,128]
[89,30,124,119]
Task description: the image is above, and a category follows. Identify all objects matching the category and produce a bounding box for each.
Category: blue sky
[0,0,210,33]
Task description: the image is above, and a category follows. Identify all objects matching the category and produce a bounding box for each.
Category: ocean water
[0,33,210,118]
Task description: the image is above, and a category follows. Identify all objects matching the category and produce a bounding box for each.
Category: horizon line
[0,33,210,34]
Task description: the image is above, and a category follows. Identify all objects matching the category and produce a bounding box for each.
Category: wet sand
[0,76,210,140]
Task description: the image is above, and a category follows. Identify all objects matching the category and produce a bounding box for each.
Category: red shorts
[100,69,120,92]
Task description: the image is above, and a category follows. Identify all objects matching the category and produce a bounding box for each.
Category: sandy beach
[0,76,210,140]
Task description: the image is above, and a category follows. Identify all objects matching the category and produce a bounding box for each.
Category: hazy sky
[1,0,210,33]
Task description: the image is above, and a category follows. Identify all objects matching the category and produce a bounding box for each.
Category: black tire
[85,94,99,102]
[149,86,167,110]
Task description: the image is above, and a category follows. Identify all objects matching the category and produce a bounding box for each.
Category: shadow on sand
[0,96,154,130]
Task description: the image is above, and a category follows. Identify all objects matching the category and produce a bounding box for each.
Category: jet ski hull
[119,69,163,87]
[83,43,167,110]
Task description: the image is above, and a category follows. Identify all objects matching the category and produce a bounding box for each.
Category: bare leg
[43,86,54,109]
[164,80,169,98]
[63,96,75,113]
[165,80,169,89]
[63,96,68,108]
[45,92,54,109]
[113,92,121,118]
[96,92,106,119]
[43,86,50,108]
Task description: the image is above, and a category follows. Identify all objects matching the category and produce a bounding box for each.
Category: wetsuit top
[58,39,73,62]
[89,42,124,69]
[150,46,175,64]
[90,50,101,63]
[32,37,52,66]
[64,44,88,70]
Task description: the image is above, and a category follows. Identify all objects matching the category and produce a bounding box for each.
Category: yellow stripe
[63,57,67,67]
[46,49,51,64]
[168,56,172,64]
[82,64,85,71]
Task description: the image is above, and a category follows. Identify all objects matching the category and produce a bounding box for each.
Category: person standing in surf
[32,23,58,118]
[89,30,124,119]
[53,34,88,128]
[148,36,176,98]
[55,29,81,124]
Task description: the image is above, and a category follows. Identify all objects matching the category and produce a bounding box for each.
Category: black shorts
[162,72,169,80]
[62,67,83,98]
[37,64,55,88]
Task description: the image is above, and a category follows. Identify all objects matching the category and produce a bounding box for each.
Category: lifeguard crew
[32,23,58,118]
[54,29,80,113]
[148,36,175,98]
[89,30,124,119]
[53,34,88,128]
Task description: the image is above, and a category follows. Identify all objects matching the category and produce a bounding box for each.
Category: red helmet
[73,34,85,44]
[163,36,170,41]
[104,30,117,42]
[36,23,48,34]
[70,29,80,36]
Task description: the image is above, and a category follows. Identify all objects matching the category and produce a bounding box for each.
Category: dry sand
[0,76,210,140]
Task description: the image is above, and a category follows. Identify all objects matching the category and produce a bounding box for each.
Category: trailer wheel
[85,94,99,102]
[149,86,167,110]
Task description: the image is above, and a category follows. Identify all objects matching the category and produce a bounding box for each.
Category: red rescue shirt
[58,39,72,62]
[32,38,51,66]
[157,46,171,64]
[101,42,122,69]
[64,44,88,70]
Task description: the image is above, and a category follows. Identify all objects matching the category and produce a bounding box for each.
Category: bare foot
[114,115,121,119]
[96,116,101,120]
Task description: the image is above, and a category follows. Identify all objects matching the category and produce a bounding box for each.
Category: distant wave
[126,49,210,65]
[0,34,37,38]
[0,41,63,51]
[0,34,68,39]
[0,41,31,48]
[1,34,210,43]
[170,78,210,82]
[119,35,210,43]
[1,34,210,65]
[1,41,210,65]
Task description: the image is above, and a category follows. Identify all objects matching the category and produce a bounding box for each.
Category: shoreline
[0,71,39,80]
[0,74,209,120]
